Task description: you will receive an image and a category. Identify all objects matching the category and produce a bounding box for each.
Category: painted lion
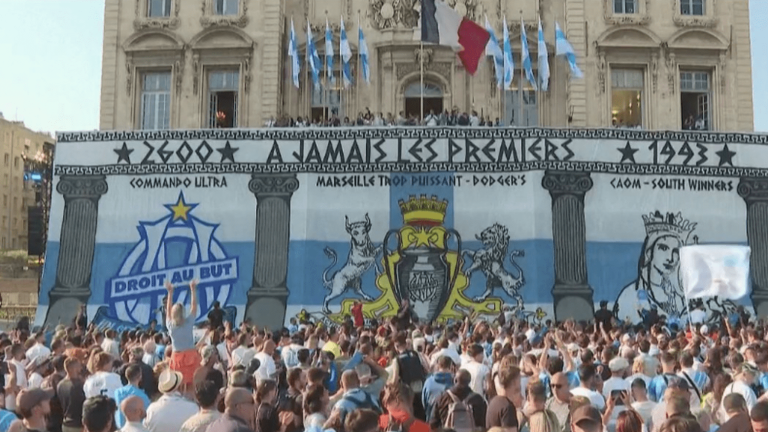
[463,223,526,307]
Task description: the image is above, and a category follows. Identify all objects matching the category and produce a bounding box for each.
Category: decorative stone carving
[174,59,183,94]
[651,52,658,93]
[664,48,676,92]
[596,50,606,94]
[369,0,418,30]
[243,58,251,91]
[672,0,719,28]
[310,22,341,33]
[719,52,727,91]
[446,0,479,22]
[200,0,250,28]
[414,47,433,65]
[602,0,651,25]
[396,61,452,82]
[134,0,181,30]
[126,58,134,94]
[192,53,200,95]
[506,20,537,35]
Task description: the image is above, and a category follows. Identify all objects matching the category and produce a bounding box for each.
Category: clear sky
[0,0,766,133]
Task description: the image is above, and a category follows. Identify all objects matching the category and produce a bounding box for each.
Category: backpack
[383,414,415,432]
[444,390,477,432]
[342,391,382,414]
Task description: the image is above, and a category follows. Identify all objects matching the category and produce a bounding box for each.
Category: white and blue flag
[358,16,370,84]
[555,22,583,78]
[325,19,335,85]
[502,15,514,90]
[288,18,300,88]
[307,20,321,90]
[520,17,537,90]
[340,16,353,88]
[484,15,503,88]
[538,18,550,91]
[681,245,751,300]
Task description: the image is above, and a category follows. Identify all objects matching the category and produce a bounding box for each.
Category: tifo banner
[37,128,768,330]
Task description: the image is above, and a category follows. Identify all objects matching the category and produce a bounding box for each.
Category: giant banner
[37,128,768,330]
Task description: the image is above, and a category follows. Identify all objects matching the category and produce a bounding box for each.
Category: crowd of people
[263,107,502,128]
[2,284,768,432]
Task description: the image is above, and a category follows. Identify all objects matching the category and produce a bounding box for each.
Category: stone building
[0,113,54,250]
[98,0,754,131]
[0,116,54,251]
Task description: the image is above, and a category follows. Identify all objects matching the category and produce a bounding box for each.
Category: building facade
[98,0,754,131]
[0,116,55,251]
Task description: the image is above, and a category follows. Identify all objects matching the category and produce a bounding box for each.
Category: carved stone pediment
[446,0,479,22]
[310,22,342,34]
[396,61,451,81]
[369,0,419,30]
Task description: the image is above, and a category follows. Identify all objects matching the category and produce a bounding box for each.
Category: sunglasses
[551,384,566,389]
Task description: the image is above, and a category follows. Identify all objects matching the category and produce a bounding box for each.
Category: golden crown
[642,211,697,243]
[398,195,448,225]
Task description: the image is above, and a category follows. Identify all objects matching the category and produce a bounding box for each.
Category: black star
[216,141,239,163]
[617,142,639,163]
[716,144,736,167]
[114,142,134,164]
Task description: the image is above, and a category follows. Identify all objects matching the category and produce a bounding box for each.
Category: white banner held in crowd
[681,245,751,300]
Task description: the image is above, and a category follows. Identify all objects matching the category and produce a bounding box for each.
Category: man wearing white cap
[144,369,198,432]
[602,357,630,401]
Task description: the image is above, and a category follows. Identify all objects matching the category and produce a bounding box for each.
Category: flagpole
[519,13,524,127]
[356,10,361,119]
[340,18,344,121]
[420,40,424,122]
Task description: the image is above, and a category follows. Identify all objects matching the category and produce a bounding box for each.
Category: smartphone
[611,390,627,406]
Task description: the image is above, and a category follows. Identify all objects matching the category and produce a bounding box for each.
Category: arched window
[404,82,442,98]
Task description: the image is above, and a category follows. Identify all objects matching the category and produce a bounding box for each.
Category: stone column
[244,173,299,328]
[541,171,594,321]
[737,178,768,316]
[44,175,108,326]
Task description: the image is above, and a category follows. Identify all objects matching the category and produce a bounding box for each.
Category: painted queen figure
[614,211,698,323]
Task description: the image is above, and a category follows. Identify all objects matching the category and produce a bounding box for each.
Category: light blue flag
[484,14,503,88]
[340,16,353,88]
[520,17,537,90]
[306,20,321,90]
[538,18,550,91]
[502,15,514,90]
[288,18,300,88]
[358,16,370,84]
[555,22,583,78]
[325,19,335,85]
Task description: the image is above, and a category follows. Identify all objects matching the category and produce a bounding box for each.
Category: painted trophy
[382,195,462,322]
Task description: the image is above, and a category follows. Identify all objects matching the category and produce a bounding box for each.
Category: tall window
[3,154,7,166]
[140,71,172,130]
[613,0,636,14]
[147,0,171,17]
[310,71,342,122]
[208,70,239,128]
[504,74,538,127]
[215,0,238,15]
[680,0,705,15]
[13,157,18,169]
[680,71,711,130]
[611,69,644,128]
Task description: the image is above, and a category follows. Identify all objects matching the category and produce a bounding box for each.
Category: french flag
[421,0,490,75]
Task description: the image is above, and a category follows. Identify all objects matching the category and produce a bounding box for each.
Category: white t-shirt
[689,309,706,324]
[84,371,124,399]
[720,380,757,418]
[632,400,657,426]
[102,339,121,359]
[430,348,461,367]
[26,344,51,366]
[145,393,199,432]
[602,377,630,401]
[28,372,44,389]
[253,352,277,383]
[4,360,27,411]
[571,386,606,410]
[462,360,490,395]
[230,346,256,368]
